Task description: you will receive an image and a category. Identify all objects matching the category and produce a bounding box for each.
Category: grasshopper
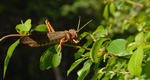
[0,17,92,55]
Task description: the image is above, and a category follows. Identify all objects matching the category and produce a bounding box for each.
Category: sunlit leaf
[126,42,137,52]
[135,32,143,44]
[67,58,85,76]
[30,24,48,33]
[128,46,143,76]
[103,4,109,19]
[107,39,127,55]
[40,44,61,70]
[79,32,88,40]
[24,19,31,31]
[90,38,107,63]
[16,19,31,34]
[93,25,104,35]
[77,60,92,80]
[109,2,115,16]
[3,39,20,79]
[93,25,107,38]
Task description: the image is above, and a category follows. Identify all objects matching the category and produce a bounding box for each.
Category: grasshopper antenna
[77,19,92,32]
[77,16,81,31]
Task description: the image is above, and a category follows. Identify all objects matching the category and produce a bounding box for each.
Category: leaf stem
[0,34,27,42]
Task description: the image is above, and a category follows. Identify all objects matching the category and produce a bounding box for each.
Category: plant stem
[0,34,27,42]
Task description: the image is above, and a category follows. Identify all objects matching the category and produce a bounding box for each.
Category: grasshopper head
[69,29,78,40]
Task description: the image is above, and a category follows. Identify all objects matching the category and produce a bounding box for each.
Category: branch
[0,34,27,42]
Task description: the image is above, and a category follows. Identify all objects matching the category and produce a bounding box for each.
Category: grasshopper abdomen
[20,31,68,47]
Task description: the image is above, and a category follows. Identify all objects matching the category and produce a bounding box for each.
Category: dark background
[0,0,104,80]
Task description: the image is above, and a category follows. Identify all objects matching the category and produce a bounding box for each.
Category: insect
[20,18,92,55]
[0,17,92,55]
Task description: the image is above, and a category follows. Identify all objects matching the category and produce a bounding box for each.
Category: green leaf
[126,42,137,52]
[126,36,134,46]
[144,31,150,42]
[107,39,127,55]
[40,44,61,70]
[93,25,104,35]
[103,4,109,19]
[30,24,48,33]
[144,27,150,32]
[103,53,109,62]
[91,73,105,80]
[122,20,134,30]
[74,41,93,59]
[67,58,85,76]
[16,19,31,34]
[135,32,143,44]
[24,19,31,31]
[123,22,131,30]
[109,2,115,16]
[3,39,20,79]
[77,60,92,80]
[93,61,101,74]
[128,46,143,76]
[79,32,88,40]
[93,25,107,38]
[90,38,107,63]
[142,61,150,78]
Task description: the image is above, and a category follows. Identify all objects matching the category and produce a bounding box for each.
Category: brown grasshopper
[0,18,92,55]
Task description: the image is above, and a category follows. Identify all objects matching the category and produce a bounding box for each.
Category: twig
[0,34,27,42]
[118,0,144,7]
[62,44,91,51]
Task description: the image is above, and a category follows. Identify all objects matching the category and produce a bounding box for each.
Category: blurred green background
[0,0,149,80]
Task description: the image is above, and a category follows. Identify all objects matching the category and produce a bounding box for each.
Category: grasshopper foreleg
[58,37,69,56]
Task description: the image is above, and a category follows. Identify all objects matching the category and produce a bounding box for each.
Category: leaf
[74,41,93,59]
[24,19,31,31]
[109,2,115,16]
[126,42,137,52]
[90,38,107,63]
[93,25,107,38]
[77,60,92,80]
[144,31,150,42]
[40,44,61,70]
[135,32,143,44]
[144,27,150,32]
[93,61,101,74]
[93,25,104,35]
[142,61,150,78]
[107,39,127,55]
[128,46,143,76]
[67,58,85,76]
[103,4,109,19]
[30,24,48,33]
[79,32,88,40]
[123,22,131,30]
[16,19,31,34]
[3,39,20,79]
[116,1,124,10]
[126,36,134,46]
[103,53,109,62]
